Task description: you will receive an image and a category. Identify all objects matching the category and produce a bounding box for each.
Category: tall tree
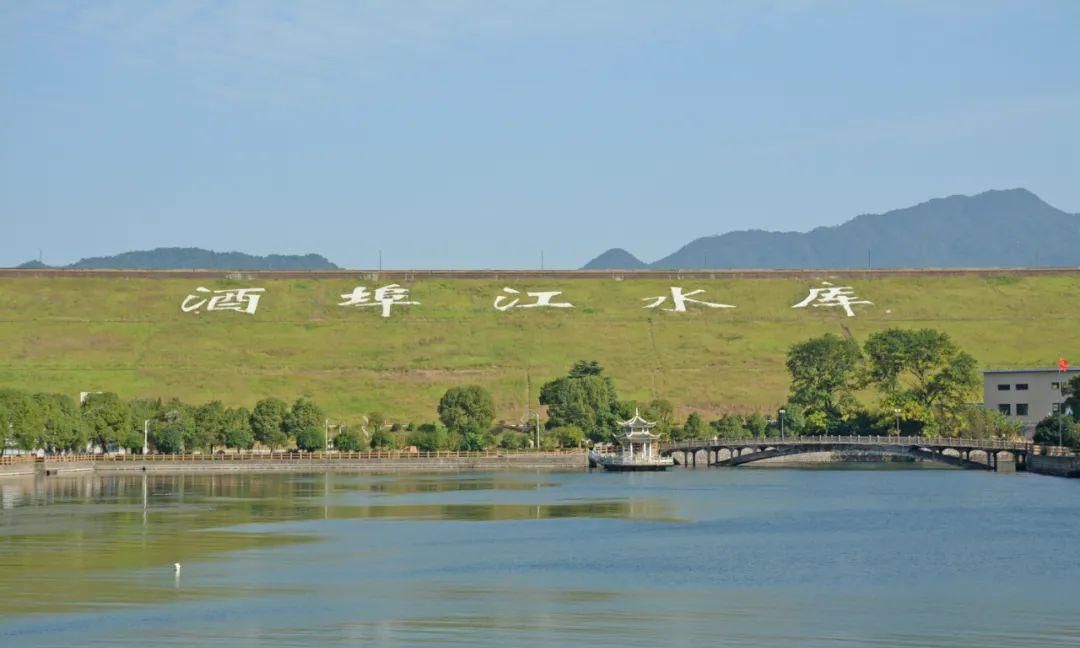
[786,334,864,430]
[193,401,228,450]
[863,328,980,436]
[438,386,496,435]
[81,392,130,452]
[34,393,86,452]
[223,407,255,449]
[683,412,707,440]
[251,397,289,450]
[0,389,43,452]
[151,399,194,454]
[284,398,325,443]
[539,362,621,443]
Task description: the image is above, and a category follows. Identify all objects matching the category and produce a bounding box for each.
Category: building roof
[617,408,656,429]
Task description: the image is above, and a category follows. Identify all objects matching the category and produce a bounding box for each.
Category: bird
[173,563,181,573]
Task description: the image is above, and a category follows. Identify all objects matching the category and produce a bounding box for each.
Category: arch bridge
[659,436,1032,471]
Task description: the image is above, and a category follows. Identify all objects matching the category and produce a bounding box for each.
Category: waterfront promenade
[27,450,588,476]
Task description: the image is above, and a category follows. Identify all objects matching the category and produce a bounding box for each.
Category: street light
[143,419,150,455]
[779,408,786,440]
[894,408,901,437]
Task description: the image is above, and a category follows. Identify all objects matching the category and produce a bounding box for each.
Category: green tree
[128,398,163,453]
[1034,414,1080,450]
[957,406,1023,440]
[863,328,979,436]
[370,427,396,450]
[333,428,363,451]
[150,400,194,453]
[408,423,449,451]
[711,413,746,438]
[193,401,228,450]
[773,403,806,436]
[151,420,185,454]
[458,429,493,451]
[499,431,530,450]
[539,361,621,442]
[368,412,386,434]
[0,389,43,452]
[285,398,325,443]
[743,412,768,438]
[34,393,86,452]
[251,397,289,450]
[550,425,586,448]
[223,407,255,449]
[294,426,325,451]
[81,392,130,452]
[683,412,707,440]
[642,399,675,439]
[786,334,864,431]
[438,385,496,435]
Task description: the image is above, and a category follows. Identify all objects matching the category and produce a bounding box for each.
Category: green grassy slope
[0,272,1076,425]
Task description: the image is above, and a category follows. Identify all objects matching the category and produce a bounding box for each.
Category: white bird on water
[173,563,181,573]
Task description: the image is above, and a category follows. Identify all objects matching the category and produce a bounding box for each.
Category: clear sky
[2,1,1078,269]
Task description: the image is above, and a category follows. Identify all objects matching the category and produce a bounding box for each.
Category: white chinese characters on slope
[642,287,735,312]
[493,287,574,311]
[339,284,419,318]
[181,287,265,315]
[792,282,872,318]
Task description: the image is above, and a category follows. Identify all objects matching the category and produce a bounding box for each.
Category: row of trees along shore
[3,328,1078,455]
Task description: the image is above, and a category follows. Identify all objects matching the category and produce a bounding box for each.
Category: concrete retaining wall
[0,463,36,477]
[44,453,587,476]
[1028,454,1080,478]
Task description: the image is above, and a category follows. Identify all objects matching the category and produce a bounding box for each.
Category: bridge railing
[660,435,1032,452]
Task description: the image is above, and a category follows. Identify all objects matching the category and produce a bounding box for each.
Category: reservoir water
[1,467,1078,646]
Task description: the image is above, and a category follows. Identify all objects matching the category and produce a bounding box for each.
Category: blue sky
[2,1,1078,269]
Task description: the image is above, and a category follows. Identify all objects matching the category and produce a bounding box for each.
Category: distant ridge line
[3,267,1079,280]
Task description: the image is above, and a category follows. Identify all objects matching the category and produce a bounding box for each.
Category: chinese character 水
[493,287,574,311]
[181,287,265,315]
[792,283,871,318]
[642,287,735,312]
[339,284,419,318]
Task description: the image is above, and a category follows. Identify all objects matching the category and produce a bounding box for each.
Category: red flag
[1060,357,1069,372]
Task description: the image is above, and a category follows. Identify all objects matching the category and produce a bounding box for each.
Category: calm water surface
[1,467,1078,647]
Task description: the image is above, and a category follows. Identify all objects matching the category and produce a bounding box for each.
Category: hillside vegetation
[0,272,1077,425]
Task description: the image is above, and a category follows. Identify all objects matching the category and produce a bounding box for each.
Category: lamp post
[143,419,149,455]
[894,408,901,437]
[533,412,541,451]
[779,408,786,440]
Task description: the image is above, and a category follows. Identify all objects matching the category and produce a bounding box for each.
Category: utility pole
[779,408,785,440]
[540,250,545,271]
[324,418,329,451]
[378,250,383,272]
[534,412,541,452]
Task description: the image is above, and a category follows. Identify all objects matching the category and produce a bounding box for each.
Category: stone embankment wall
[38,452,587,476]
[1028,455,1080,478]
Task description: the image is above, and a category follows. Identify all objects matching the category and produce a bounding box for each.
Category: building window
[1017,404,1029,416]
[998,404,1012,415]
[997,384,1011,391]
[1016,383,1029,391]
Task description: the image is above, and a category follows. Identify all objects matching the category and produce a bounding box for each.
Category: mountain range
[17,247,339,271]
[583,189,1080,270]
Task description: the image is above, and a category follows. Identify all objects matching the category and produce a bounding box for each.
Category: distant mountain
[582,189,1080,270]
[582,248,648,270]
[16,260,51,269]
[17,247,340,270]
